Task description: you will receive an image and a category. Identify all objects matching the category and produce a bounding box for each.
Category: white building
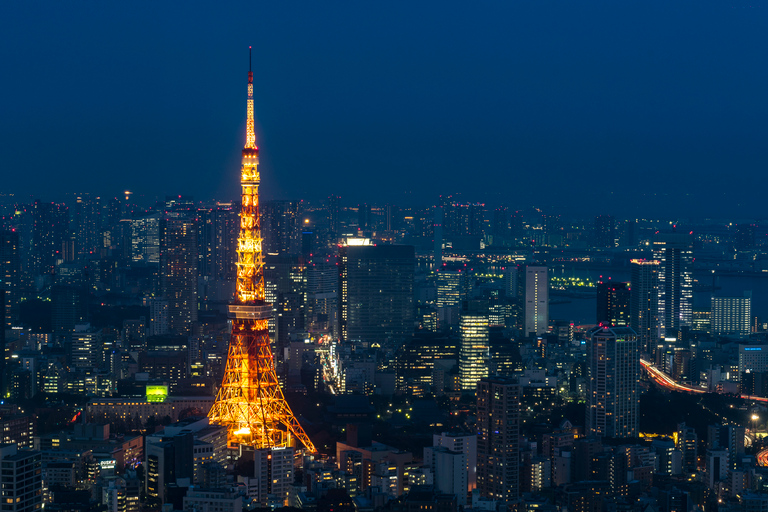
[432,432,477,491]
[712,294,752,337]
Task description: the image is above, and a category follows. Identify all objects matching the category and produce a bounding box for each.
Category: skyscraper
[160,214,198,336]
[338,240,414,347]
[327,195,341,235]
[476,377,520,502]
[596,281,630,326]
[630,259,659,353]
[517,265,548,337]
[653,232,694,338]
[711,293,752,337]
[262,200,301,255]
[31,200,68,277]
[0,444,42,511]
[586,326,639,439]
[0,231,21,328]
[593,215,615,248]
[459,301,489,391]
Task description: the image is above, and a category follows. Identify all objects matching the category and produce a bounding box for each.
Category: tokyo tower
[208,48,316,453]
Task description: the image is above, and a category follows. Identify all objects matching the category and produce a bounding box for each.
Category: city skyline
[2,2,768,217]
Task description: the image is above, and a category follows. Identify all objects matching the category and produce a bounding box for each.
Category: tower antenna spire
[249,45,252,72]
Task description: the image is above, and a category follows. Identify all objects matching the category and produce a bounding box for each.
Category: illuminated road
[758,448,768,467]
[640,359,768,403]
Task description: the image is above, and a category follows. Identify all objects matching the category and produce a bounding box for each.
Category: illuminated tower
[208,49,315,452]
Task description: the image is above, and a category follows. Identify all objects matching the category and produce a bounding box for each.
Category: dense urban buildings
[2,44,768,512]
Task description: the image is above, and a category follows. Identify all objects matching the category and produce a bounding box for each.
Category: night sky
[2,1,767,218]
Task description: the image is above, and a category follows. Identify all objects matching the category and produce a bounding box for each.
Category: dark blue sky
[1,1,767,217]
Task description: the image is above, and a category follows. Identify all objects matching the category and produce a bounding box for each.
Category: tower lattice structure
[208,49,315,452]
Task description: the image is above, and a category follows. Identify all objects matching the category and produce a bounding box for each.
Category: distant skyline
[2,2,767,218]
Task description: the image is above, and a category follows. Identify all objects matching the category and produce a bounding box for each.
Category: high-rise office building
[306,255,338,334]
[72,193,101,260]
[130,213,161,263]
[459,301,489,391]
[433,432,477,492]
[338,240,414,347]
[31,200,68,277]
[327,195,341,235]
[677,423,698,474]
[630,259,659,353]
[476,377,520,502]
[596,281,630,326]
[586,326,639,439]
[262,200,301,255]
[423,447,467,505]
[711,294,752,337]
[160,214,198,336]
[594,215,615,248]
[436,268,467,309]
[517,265,548,337]
[265,255,306,351]
[252,447,294,506]
[653,232,694,338]
[0,231,21,327]
[71,324,101,369]
[0,444,42,512]
[197,203,238,300]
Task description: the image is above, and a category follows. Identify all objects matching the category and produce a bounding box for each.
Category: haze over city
[2,2,768,217]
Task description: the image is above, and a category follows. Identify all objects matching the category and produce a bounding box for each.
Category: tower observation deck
[208,48,315,453]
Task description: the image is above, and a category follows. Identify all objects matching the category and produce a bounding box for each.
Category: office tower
[423,446,467,505]
[459,301,489,391]
[436,268,466,309]
[630,259,659,352]
[0,231,20,327]
[433,432,477,492]
[51,285,87,344]
[160,214,198,337]
[734,223,756,252]
[433,206,443,269]
[711,293,751,337]
[708,425,745,470]
[596,281,630,326]
[145,433,194,505]
[130,213,161,262]
[440,195,485,238]
[327,195,341,235]
[264,255,306,350]
[252,447,294,506]
[262,200,301,255]
[653,232,694,338]
[71,324,101,368]
[208,51,314,452]
[72,193,101,260]
[338,239,414,347]
[147,297,170,337]
[197,203,238,301]
[306,255,338,334]
[31,200,68,276]
[476,377,520,502]
[385,204,399,232]
[677,423,698,474]
[517,265,548,337]
[739,345,768,386]
[0,444,42,511]
[491,206,510,242]
[586,326,639,438]
[593,215,615,248]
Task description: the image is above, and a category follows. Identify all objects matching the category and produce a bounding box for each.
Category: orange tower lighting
[208,48,316,453]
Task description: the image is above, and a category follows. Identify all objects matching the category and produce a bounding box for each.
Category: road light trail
[640,359,768,402]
